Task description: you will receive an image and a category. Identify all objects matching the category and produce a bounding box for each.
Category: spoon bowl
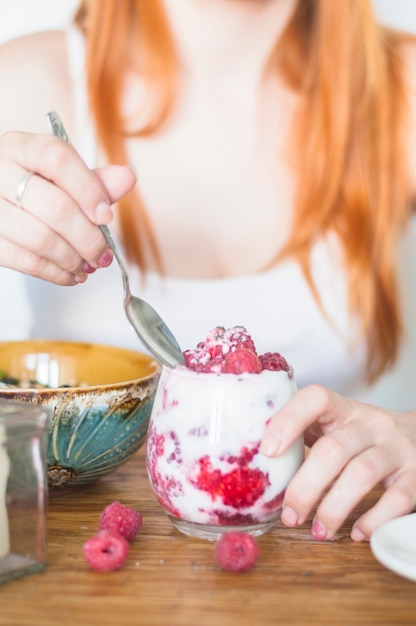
[99,224,184,367]
[47,110,184,368]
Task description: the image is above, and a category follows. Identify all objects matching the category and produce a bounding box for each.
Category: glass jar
[0,399,49,584]
[146,365,304,540]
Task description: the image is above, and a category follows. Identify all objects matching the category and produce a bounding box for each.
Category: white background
[0,0,415,409]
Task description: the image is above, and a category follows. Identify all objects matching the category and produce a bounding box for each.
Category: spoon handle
[98,225,130,291]
[46,111,70,143]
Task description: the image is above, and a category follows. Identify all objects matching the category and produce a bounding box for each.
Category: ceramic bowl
[0,340,161,490]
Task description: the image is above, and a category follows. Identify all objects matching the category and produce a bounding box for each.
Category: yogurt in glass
[146,326,304,540]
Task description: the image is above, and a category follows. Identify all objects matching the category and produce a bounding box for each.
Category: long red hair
[75,0,414,381]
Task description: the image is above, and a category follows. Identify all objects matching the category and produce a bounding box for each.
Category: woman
[0,0,414,539]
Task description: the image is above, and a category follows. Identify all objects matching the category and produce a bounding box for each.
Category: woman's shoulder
[0,30,71,133]
[0,28,65,52]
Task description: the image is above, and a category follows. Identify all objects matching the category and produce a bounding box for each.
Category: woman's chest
[122,78,297,277]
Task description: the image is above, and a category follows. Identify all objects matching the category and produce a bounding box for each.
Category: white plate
[370,513,416,582]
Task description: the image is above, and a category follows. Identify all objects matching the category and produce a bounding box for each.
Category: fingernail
[74,273,88,284]
[311,519,327,541]
[95,201,113,224]
[97,249,113,268]
[81,262,96,274]
[260,432,281,456]
[351,527,367,542]
[281,505,298,526]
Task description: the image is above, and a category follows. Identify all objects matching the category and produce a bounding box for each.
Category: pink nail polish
[81,262,96,274]
[97,250,113,268]
[311,519,327,541]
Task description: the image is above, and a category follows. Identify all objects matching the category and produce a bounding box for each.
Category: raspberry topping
[223,349,262,374]
[183,325,292,376]
[99,501,142,542]
[259,352,291,373]
[83,530,130,572]
[214,532,259,572]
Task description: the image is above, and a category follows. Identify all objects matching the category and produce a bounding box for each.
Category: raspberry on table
[99,500,142,542]
[214,532,260,572]
[83,530,130,572]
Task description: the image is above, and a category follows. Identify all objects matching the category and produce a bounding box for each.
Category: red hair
[75,0,414,381]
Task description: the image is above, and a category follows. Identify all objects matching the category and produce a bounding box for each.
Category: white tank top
[24,27,370,397]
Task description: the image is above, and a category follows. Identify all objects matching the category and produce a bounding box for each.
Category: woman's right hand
[0,130,137,285]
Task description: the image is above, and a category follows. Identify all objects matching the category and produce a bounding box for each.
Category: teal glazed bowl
[0,340,161,490]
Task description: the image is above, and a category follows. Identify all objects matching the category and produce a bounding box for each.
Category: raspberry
[227,327,257,354]
[83,530,130,571]
[214,532,259,572]
[259,351,290,372]
[223,349,262,374]
[205,326,226,344]
[99,501,142,542]
[183,348,205,370]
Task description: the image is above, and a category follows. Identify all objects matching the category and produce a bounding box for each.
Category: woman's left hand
[260,385,416,541]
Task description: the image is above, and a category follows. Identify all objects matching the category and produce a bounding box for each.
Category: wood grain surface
[1,447,415,626]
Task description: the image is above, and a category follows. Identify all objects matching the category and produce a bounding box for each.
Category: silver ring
[15,171,35,208]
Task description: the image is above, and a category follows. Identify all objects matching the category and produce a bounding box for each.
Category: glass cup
[146,365,304,540]
[0,399,49,584]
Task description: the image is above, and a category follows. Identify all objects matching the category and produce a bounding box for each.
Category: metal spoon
[46,110,184,367]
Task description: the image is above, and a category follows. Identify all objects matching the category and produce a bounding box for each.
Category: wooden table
[1,447,415,626]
